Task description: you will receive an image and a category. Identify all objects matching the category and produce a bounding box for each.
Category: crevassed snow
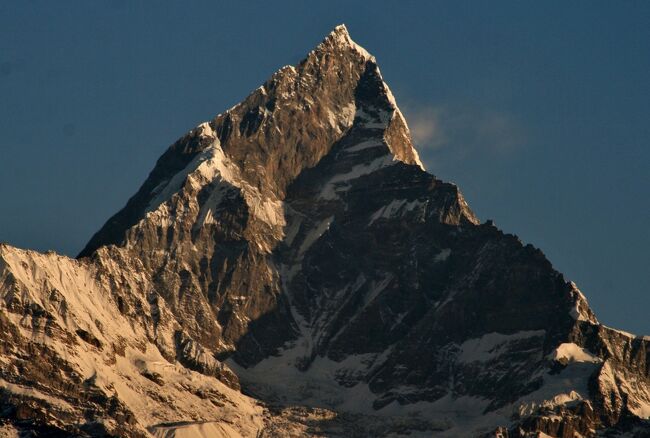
[551,343,602,364]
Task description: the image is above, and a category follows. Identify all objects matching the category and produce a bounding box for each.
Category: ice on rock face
[2,24,649,438]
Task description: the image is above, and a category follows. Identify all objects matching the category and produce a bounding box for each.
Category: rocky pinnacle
[0,25,648,438]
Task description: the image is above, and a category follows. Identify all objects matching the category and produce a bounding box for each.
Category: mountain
[1,25,649,438]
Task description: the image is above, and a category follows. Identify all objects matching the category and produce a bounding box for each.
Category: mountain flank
[1,25,648,438]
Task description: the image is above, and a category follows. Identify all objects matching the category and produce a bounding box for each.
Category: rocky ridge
[1,25,649,437]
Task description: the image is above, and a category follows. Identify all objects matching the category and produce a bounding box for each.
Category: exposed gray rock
[0,24,648,437]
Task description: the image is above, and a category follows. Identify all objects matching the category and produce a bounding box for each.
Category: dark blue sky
[1,2,648,334]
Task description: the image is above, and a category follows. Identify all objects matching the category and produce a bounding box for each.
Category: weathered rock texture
[1,25,648,437]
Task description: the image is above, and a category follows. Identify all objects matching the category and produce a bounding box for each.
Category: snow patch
[196,121,215,138]
[346,140,383,153]
[457,330,545,364]
[0,378,75,413]
[0,246,265,434]
[319,154,396,200]
[146,146,218,213]
[601,324,638,339]
[551,343,601,364]
[327,24,374,61]
[145,133,285,234]
[368,199,425,225]
[363,274,393,307]
[326,102,356,133]
[434,248,451,262]
[149,421,244,438]
[298,216,334,256]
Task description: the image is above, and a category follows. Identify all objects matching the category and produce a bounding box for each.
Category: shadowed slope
[0,25,648,437]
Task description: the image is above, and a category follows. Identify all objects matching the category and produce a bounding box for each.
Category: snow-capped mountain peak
[1,25,648,438]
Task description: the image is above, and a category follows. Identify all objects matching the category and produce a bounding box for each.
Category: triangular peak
[79,25,424,257]
[315,23,375,62]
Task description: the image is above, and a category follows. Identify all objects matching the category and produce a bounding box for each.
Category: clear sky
[1,1,648,334]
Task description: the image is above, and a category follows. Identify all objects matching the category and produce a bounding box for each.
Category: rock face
[1,25,649,437]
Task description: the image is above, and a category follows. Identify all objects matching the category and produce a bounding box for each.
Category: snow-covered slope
[1,25,649,437]
[0,244,268,437]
